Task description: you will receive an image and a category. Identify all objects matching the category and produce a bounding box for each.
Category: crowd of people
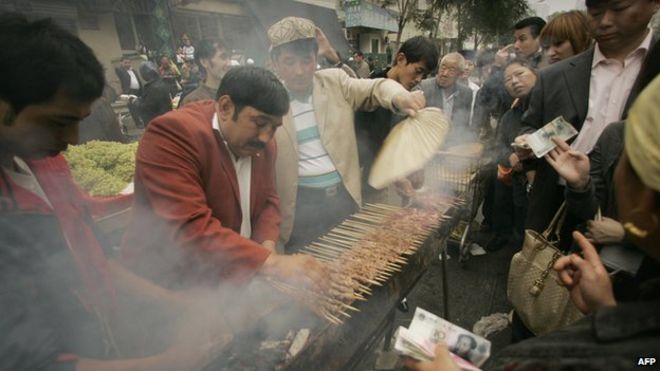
[1,0,659,369]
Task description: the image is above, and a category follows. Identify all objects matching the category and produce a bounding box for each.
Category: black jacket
[486,279,660,371]
[495,98,529,167]
[565,121,624,222]
[135,79,172,126]
[519,48,641,232]
[354,68,407,190]
[114,67,142,95]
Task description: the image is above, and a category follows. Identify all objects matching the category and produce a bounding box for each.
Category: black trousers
[492,175,514,234]
[481,165,497,228]
[285,183,357,253]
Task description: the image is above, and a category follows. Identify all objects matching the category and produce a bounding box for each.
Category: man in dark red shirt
[0,13,222,370]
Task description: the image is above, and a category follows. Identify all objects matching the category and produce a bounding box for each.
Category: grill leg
[440,239,450,321]
[383,307,397,350]
[458,222,471,265]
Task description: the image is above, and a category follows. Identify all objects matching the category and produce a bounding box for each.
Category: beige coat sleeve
[316,68,408,113]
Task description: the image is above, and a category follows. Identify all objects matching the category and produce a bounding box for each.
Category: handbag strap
[542,202,566,240]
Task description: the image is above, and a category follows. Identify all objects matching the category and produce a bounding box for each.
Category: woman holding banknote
[488,59,538,252]
[405,75,660,371]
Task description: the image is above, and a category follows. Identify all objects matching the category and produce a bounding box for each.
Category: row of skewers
[269,194,462,325]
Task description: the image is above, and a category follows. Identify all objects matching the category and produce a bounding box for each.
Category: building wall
[357,31,387,53]
[78,13,125,94]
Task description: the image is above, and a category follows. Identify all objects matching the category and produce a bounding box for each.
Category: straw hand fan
[368,107,449,190]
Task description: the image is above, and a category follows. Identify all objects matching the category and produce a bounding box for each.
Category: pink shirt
[571,30,652,154]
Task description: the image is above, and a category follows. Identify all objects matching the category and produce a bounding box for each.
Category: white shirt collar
[592,29,652,68]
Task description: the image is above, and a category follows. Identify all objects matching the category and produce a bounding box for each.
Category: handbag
[507,203,584,335]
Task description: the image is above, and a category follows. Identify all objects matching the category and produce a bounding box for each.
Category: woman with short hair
[539,10,592,65]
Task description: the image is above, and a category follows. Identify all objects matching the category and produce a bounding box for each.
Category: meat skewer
[269,199,454,324]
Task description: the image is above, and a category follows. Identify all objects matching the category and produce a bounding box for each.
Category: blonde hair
[540,10,592,55]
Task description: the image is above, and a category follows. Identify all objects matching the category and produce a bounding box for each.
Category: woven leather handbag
[507,203,584,335]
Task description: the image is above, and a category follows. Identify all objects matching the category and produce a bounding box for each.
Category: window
[371,38,379,54]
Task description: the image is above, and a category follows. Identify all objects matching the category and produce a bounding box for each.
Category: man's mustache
[249,141,266,150]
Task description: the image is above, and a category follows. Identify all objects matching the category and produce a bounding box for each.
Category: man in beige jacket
[268,17,424,251]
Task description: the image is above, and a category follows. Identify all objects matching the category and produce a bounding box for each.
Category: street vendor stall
[200,138,488,370]
[63,136,486,371]
[202,193,465,371]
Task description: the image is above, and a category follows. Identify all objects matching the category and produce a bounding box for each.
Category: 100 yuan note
[526,116,578,158]
[394,326,434,362]
[394,325,483,370]
[407,308,491,367]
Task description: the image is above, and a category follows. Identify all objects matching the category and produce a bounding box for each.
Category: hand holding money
[404,344,461,371]
[512,134,533,160]
[394,308,490,369]
[526,116,578,158]
[545,137,590,190]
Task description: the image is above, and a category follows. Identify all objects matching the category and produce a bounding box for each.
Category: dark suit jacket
[419,78,475,146]
[518,47,646,231]
[354,68,407,191]
[565,121,624,222]
[122,101,279,288]
[114,66,142,95]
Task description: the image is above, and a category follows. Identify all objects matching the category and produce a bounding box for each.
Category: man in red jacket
[122,66,329,290]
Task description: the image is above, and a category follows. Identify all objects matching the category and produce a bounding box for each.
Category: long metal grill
[268,196,462,325]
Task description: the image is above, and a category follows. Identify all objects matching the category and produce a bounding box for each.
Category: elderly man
[268,17,424,251]
[419,52,475,146]
[123,66,329,290]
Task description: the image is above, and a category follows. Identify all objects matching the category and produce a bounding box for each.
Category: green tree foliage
[423,0,531,49]
[378,0,420,51]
